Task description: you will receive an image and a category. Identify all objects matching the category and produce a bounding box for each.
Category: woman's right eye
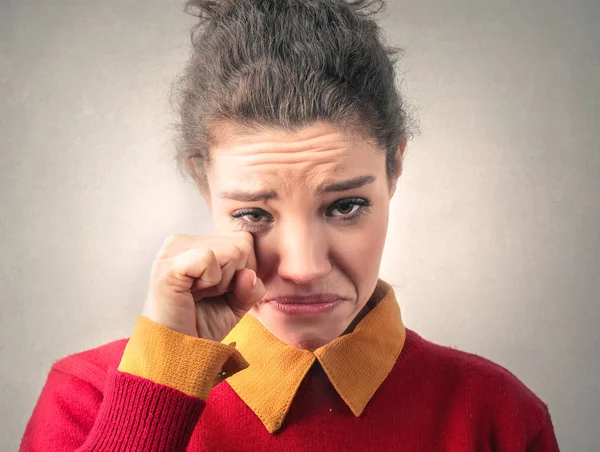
[231,208,273,229]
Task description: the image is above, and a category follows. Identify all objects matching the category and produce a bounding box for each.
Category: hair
[174,0,412,193]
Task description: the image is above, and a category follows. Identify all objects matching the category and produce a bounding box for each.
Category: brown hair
[174,0,412,193]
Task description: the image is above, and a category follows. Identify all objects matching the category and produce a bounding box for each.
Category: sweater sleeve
[20,317,249,452]
[526,410,560,452]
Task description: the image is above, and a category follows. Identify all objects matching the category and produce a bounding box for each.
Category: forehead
[208,122,384,194]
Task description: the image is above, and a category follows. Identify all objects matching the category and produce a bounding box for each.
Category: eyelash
[230,198,372,231]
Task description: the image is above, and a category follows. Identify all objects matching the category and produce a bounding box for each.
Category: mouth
[264,294,343,316]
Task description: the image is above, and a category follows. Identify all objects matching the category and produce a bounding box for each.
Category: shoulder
[415,330,542,395]
[401,329,551,438]
[50,338,129,392]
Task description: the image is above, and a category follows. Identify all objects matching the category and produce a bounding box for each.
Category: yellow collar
[222,279,406,433]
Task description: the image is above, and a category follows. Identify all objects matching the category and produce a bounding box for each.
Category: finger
[157,234,230,260]
[157,232,257,278]
[217,232,257,271]
[157,232,251,261]
[238,235,257,272]
[190,258,236,295]
[170,248,222,292]
[226,268,266,314]
[156,233,195,260]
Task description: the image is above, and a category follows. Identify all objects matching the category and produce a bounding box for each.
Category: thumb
[226,268,266,313]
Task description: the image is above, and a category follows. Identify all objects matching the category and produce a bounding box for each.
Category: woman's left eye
[326,198,371,219]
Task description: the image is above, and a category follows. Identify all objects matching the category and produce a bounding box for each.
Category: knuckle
[158,234,180,258]
[150,258,164,274]
[163,234,179,248]
[197,247,216,262]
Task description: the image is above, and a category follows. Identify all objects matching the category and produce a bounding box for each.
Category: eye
[231,208,273,230]
[326,198,371,220]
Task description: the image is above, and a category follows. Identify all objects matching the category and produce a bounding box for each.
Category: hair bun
[184,0,236,23]
[346,0,385,16]
[185,1,386,23]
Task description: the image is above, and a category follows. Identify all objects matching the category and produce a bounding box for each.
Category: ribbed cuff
[79,368,203,452]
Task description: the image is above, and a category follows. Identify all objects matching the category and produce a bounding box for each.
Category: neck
[342,280,387,336]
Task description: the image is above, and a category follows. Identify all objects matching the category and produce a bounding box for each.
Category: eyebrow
[219,190,279,202]
[318,175,376,193]
[219,175,376,202]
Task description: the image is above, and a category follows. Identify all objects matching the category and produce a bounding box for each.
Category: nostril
[277,261,332,285]
[276,232,332,283]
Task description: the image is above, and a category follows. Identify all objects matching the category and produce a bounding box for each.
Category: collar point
[266,422,283,434]
[350,405,366,418]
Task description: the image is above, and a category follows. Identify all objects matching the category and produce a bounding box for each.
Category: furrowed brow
[219,175,375,201]
[318,175,376,193]
[219,190,278,202]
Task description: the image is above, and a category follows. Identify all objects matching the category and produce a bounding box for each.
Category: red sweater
[20,328,559,451]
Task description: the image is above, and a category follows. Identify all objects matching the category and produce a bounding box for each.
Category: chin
[286,334,331,351]
[250,304,352,350]
[268,322,338,351]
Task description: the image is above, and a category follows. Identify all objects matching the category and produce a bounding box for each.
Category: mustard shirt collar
[222,279,406,433]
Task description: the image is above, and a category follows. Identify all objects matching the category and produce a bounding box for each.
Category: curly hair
[173,0,411,193]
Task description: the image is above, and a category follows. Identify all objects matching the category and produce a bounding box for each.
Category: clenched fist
[142,231,266,341]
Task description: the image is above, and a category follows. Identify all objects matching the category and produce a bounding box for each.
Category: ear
[188,157,199,179]
[389,136,407,198]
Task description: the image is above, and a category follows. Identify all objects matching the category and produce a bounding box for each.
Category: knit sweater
[20,282,559,451]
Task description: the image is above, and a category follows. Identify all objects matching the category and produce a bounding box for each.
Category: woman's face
[206,121,401,350]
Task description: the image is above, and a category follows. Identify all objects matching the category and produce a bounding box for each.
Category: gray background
[2,0,599,450]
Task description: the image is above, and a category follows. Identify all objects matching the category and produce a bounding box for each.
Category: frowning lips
[265,294,343,304]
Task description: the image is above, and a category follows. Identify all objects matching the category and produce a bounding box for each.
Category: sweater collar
[222,279,406,433]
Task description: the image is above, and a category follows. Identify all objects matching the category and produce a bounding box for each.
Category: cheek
[331,202,389,282]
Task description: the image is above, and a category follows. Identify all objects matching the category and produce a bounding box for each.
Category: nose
[276,220,332,285]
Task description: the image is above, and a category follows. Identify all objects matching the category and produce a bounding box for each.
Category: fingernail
[251,270,257,288]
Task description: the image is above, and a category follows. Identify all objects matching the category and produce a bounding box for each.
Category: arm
[527,410,560,452]
[21,232,261,451]
[20,316,247,452]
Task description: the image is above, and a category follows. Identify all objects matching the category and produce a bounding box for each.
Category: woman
[20,0,559,450]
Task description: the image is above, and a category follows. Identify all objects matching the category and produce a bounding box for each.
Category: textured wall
[2,0,598,450]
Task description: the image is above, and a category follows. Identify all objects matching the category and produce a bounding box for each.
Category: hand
[142,232,266,341]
